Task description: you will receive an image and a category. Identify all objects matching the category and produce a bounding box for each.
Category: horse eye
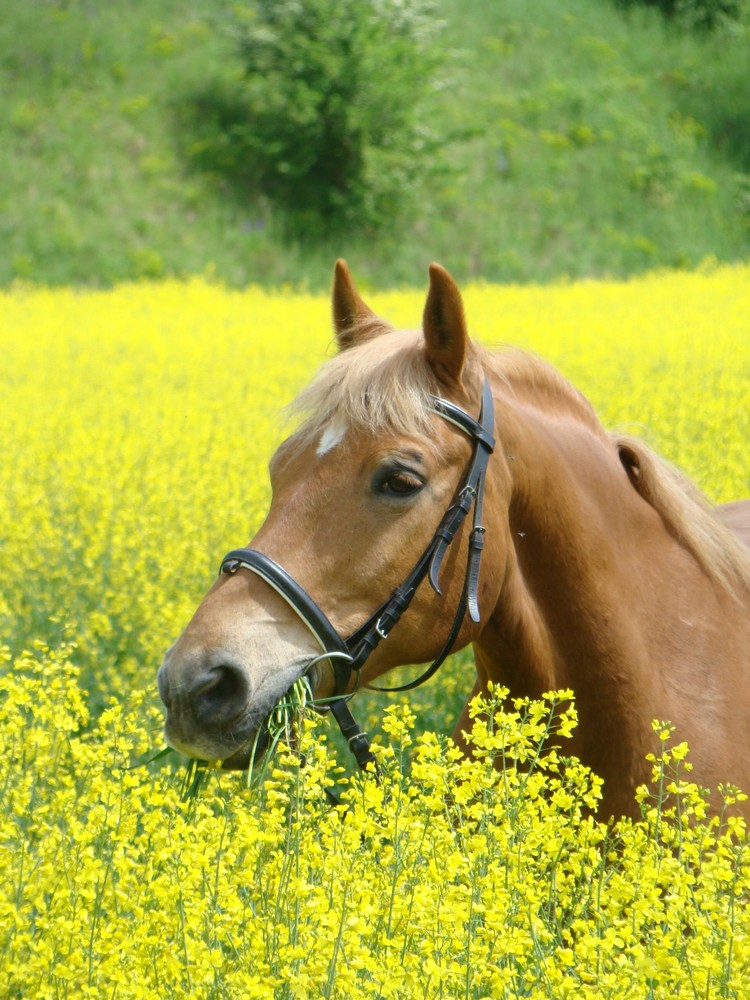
[377,471,424,497]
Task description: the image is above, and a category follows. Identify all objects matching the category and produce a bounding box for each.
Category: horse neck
[476,385,677,791]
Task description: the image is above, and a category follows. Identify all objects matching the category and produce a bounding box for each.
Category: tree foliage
[615,0,749,30]
[226,0,445,236]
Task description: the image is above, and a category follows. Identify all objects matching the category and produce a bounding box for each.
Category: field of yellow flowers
[1,265,749,998]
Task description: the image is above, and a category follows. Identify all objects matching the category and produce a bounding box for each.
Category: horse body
[460,366,750,816]
[158,262,750,818]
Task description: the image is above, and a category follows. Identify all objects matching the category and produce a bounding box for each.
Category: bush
[223,0,446,237]
[615,0,749,30]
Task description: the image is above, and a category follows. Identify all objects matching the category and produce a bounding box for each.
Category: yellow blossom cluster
[1,650,748,998]
[1,265,749,996]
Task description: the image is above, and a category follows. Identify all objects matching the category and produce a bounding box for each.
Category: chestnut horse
[158,262,750,818]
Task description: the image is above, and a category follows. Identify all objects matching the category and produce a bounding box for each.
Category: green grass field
[1,0,748,289]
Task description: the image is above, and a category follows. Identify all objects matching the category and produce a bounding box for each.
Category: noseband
[220,377,495,772]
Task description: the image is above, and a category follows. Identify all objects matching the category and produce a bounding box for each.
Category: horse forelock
[289,332,605,449]
[287,330,452,451]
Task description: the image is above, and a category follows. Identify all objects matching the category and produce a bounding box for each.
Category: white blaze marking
[317,419,347,457]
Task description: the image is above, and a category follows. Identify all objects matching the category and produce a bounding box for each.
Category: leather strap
[329,698,378,772]
[220,549,353,696]
[369,378,494,690]
[219,377,495,768]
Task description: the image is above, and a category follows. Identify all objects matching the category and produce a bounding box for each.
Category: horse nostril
[194,664,249,725]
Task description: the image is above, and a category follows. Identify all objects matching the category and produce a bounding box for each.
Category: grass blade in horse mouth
[240,675,314,787]
[147,676,318,800]
[163,662,361,799]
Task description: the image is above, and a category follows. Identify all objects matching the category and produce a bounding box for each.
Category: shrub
[615,0,749,30]
[223,0,446,236]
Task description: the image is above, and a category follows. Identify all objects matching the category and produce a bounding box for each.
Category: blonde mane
[611,434,750,598]
[288,334,750,598]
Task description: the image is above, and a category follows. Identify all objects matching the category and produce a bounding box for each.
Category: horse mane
[288,332,599,444]
[288,334,750,598]
[487,347,603,431]
[611,434,750,598]
[483,351,750,598]
[490,352,750,596]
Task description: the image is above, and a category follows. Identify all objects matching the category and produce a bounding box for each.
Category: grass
[0,0,748,289]
[178,674,311,800]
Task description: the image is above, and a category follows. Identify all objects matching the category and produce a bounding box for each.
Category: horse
[158,261,750,819]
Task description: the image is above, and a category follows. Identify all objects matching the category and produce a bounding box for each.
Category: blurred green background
[2,0,748,290]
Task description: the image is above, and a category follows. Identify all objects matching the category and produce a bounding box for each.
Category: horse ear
[423,263,468,387]
[618,443,643,488]
[332,259,390,350]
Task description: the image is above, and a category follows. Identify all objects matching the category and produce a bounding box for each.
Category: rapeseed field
[1,266,749,998]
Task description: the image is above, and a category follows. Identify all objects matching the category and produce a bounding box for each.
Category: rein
[220,377,495,773]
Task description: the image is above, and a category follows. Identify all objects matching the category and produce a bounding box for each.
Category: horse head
[157,262,506,768]
[158,261,750,819]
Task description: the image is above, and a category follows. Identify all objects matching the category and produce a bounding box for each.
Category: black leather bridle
[220,377,495,773]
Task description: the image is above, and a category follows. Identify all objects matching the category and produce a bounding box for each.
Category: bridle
[220,377,495,773]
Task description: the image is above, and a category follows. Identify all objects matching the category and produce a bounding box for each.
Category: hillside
[1,0,748,288]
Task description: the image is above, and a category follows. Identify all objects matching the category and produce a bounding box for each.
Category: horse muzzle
[156,647,309,765]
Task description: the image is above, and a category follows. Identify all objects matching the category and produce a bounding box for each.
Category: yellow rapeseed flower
[1,268,749,997]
